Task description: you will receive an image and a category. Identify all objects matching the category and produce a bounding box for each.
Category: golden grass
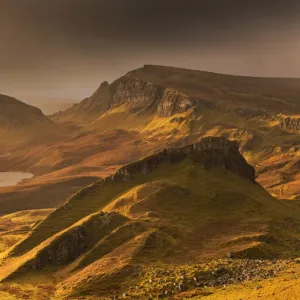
[188,261,300,300]
[0,209,53,253]
[0,155,295,288]
[9,158,285,258]
[0,212,127,282]
[0,155,298,298]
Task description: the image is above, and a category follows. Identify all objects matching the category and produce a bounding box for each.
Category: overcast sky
[1,0,300,104]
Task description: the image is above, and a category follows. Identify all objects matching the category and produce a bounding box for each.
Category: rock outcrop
[111,75,164,114]
[278,116,300,134]
[235,107,300,135]
[19,212,127,271]
[157,88,197,117]
[219,128,263,152]
[111,74,198,117]
[72,137,255,202]
[111,136,255,182]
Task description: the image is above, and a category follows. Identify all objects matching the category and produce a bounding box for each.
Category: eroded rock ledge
[278,116,300,134]
[73,137,255,201]
[111,74,202,117]
[111,136,255,182]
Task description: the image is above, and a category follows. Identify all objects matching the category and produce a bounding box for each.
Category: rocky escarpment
[111,75,164,114]
[53,72,200,121]
[277,116,300,134]
[111,74,201,117]
[235,107,300,134]
[111,136,255,181]
[157,88,197,117]
[72,137,255,201]
[218,128,263,152]
[51,64,300,125]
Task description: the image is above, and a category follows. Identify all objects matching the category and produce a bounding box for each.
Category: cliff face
[235,107,300,134]
[111,136,255,182]
[51,64,300,123]
[111,75,164,114]
[278,117,300,134]
[72,137,255,202]
[20,212,127,271]
[111,74,197,117]
[157,89,197,117]
[114,77,300,132]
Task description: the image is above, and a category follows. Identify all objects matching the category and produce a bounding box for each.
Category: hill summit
[0,94,68,147]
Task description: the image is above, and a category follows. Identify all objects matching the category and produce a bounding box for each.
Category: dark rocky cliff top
[73,136,255,201]
[111,136,255,182]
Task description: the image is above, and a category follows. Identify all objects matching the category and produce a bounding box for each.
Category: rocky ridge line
[111,74,198,117]
[71,136,255,202]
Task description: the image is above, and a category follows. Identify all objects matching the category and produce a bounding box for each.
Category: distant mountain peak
[0,93,67,146]
[99,80,109,88]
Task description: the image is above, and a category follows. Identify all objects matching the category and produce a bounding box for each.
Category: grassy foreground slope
[0,209,53,253]
[0,137,299,299]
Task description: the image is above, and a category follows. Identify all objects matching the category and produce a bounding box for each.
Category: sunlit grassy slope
[0,138,299,298]
[0,209,53,253]
[7,157,276,258]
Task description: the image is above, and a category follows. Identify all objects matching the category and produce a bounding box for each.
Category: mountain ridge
[142,64,300,79]
[51,64,300,126]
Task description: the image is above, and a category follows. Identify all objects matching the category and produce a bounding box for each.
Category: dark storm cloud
[2,0,299,45]
[0,0,300,104]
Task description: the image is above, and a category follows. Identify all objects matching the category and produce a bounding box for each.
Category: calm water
[0,172,33,187]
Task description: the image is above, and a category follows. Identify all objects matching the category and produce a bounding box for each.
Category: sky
[1,0,300,105]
